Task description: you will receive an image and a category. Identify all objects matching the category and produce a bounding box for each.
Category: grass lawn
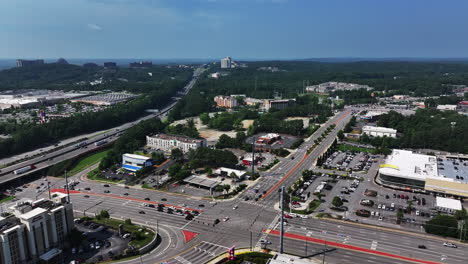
[87,168,124,184]
[224,252,273,264]
[83,217,155,249]
[0,195,14,203]
[337,144,378,154]
[69,149,111,176]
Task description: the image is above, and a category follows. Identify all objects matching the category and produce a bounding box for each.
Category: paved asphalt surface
[0,67,204,186]
[4,90,467,263]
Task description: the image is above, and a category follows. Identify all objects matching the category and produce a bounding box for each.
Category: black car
[244,197,250,201]
[84,195,90,198]
[85,187,91,190]
[104,190,110,193]
[199,204,205,207]
[103,184,110,187]
[161,198,167,201]
[418,245,426,249]
[144,197,150,201]
[139,211,145,214]
[124,186,129,189]
[148,204,155,208]
[124,193,129,196]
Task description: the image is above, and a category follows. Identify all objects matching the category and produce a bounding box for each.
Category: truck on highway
[94,140,108,146]
[13,165,35,175]
[74,141,87,148]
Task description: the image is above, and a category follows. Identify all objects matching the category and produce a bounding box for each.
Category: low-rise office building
[146,133,206,153]
[362,126,397,138]
[263,99,296,111]
[0,194,74,264]
[122,153,153,172]
[436,104,457,111]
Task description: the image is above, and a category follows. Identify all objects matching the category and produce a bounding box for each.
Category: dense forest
[169,61,468,120]
[0,63,192,92]
[0,67,192,158]
[361,109,468,153]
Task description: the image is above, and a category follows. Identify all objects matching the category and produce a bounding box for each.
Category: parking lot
[313,157,450,232]
[69,219,130,263]
[322,150,378,172]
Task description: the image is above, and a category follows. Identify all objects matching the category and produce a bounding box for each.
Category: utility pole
[250,230,253,251]
[280,186,285,253]
[251,136,255,177]
[64,170,70,203]
[47,181,51,199]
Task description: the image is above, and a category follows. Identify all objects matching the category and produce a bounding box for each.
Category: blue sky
[1,0,468,59]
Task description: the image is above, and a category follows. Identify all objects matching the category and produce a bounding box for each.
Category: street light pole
[280,186,285,254]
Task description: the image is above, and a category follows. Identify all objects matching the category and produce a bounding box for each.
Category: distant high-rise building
[103,62,117,68]
[220,57,232,68]
[129,61,153,68]
[16,59,44,68]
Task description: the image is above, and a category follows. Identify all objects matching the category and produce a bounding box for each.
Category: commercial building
[435,197,462,213]
[306,82,373,94]
[146,133,206,153]
[16,59,44,68]
[70,93,137,106]
[362,126,397,138]
[378,150,468,198]
[436,104,457,111]
[0,194,74,264]
[256,133,281,145]
[220,57,232,69]
[215,167,247,180]
[263,99,296,111]
[214,95,238,108]
[122,153,153,172]
[0,90,86,110]
[103,62,117,68]
[245,97,264,107]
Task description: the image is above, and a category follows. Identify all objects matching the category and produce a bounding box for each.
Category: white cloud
[87,23,102,31]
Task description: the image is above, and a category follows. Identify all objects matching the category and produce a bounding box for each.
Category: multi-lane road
[11,106,467,264]
[4,76,466,264]
[0,67,204,186]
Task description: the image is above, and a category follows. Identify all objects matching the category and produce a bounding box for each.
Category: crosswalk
[168,241,228,264]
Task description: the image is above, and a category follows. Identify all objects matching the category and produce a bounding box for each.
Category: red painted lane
[51,188,201,212]
[263,154,309,199]
[182,230,199,243]
[263,111,351,199]
[265,229,442,264]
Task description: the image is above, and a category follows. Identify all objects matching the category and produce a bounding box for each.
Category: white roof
[19,207,47,220]
[123,153,150,160]
[269,253,315,264]
[379,150,437,181]
[215,167,246,177]
[362,126,397,134]
[436,197,462,211]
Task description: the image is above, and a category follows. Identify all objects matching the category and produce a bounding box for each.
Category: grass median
[69,149,111,176]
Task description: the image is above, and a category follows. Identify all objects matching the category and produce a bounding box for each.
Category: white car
[260,239,272,245]
[233,205,238,210]
[382,205,386,210]
[223,217,230,222]
[375,212,380,217]
[299,215,308,219]
[416,210,420,216]
[390,203,395,208]
[378,204,382,209]
[371,211,375,216]
[443,242,457,248]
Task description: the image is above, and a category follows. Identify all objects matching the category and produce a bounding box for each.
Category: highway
[0,66,204,186]
[10,106,467,264]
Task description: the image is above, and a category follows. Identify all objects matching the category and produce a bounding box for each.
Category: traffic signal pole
[280,186,285,253]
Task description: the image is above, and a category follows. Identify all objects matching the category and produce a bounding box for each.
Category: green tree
[171,148,184,161]
[424,215,459,238]
[337,130,344,141]
[332,196,343,207]
[199,113,210,125]
[454,209,467,220]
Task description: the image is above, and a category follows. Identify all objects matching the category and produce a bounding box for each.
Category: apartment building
[0,193,74,264]
[214,95,238,108]
[146,133,206,153]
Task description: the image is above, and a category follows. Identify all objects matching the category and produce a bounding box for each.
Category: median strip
[264,229,442,264]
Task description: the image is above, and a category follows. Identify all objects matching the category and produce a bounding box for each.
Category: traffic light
[228,247,235,260]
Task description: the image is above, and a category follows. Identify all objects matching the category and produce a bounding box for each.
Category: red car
[284,214,293,219]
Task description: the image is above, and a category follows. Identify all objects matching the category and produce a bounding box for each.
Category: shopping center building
[378,149,468,198]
